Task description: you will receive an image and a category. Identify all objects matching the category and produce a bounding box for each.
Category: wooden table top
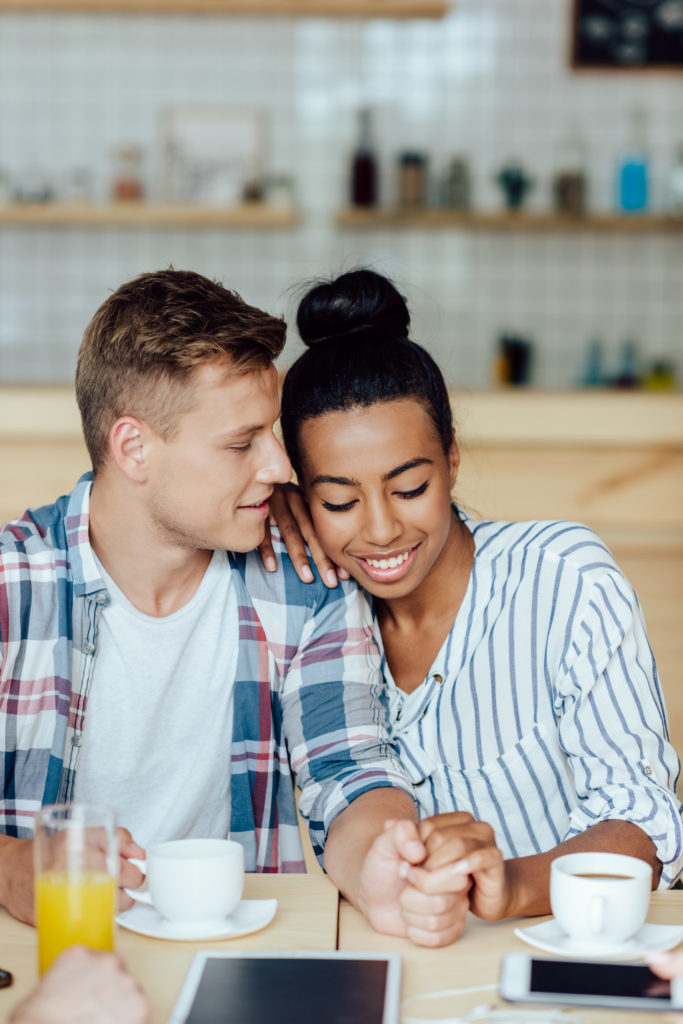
[0,873,340,1024]
[2,876,682,1023]
[338,890,683,1024]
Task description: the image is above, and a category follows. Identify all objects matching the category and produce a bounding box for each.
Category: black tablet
[168,950,402,1024]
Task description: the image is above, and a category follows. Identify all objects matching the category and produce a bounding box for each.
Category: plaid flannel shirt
[0,473,413,871]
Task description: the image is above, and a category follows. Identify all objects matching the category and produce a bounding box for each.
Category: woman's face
[298,398,459,600]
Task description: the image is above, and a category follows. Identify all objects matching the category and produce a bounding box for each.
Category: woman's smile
[353,544,420,583]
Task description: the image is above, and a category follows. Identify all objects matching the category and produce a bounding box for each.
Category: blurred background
[0,0,682,388]
[0,0,682,749]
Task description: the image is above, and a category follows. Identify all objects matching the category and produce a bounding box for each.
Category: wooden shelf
[336,207,683,232]
[0,201,299,229]
[0,0,447,16]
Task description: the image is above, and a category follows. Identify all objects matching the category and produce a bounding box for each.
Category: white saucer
[514,918,683,961]
[115,898,277,942]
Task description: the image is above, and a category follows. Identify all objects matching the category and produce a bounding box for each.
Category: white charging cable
[401,984,590,1024]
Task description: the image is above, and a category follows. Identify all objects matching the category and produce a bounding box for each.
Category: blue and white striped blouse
[376,514,683,887]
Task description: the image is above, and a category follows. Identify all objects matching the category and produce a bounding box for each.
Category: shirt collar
[65,472,108,599]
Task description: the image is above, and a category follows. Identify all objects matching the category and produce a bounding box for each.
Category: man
[0,269,475,947]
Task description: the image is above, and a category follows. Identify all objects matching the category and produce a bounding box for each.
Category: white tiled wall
[1,0,682,387]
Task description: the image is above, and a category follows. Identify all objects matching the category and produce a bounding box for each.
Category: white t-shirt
[74,549,238,848]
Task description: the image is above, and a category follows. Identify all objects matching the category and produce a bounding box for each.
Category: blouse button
[433,674,444,684]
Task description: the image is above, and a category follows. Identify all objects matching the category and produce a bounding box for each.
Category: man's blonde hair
[76,268,286,474]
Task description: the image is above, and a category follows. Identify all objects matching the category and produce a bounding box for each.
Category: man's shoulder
[1,493,70,555]
[230,530,356,614]
[2,474,91,548]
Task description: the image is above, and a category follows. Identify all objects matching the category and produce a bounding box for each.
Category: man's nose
[258,436,292,485]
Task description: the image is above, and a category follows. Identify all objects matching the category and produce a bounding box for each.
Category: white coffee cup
[550,851,652,947]
[129,838,244,925]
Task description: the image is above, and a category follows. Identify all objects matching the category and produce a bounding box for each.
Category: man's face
[144,362,291,553]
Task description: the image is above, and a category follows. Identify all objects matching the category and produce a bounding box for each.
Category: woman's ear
[448,430,460,489]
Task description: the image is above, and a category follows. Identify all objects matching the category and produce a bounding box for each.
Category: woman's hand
[258,483,348,589]
[401,812,509,922]
[357,818,471,948]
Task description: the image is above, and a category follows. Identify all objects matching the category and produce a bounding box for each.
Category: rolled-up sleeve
[281,576,414,860]
[556,569,683,886]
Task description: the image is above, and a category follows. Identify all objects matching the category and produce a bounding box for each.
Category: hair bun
[297,269,410,348]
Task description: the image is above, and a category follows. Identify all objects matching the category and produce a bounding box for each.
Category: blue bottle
[618,109,648,213]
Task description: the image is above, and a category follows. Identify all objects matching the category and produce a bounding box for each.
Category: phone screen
[530,960,671,1001]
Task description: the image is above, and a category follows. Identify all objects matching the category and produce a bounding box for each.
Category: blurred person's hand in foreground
[644,950,683,1021]
[9,946,149,1024]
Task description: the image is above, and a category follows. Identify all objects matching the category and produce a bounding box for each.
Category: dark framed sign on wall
[571,0,683,70]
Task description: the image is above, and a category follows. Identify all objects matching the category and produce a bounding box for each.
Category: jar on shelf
[553,123,587,216]
[441,156,471,210]
[397,152,428,208]
[264,174,294,208]
[111,144,144,202]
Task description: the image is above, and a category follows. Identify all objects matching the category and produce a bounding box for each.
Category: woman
[268,268,682,921]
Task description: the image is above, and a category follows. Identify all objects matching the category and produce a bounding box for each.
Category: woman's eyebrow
[311,473,358,487]
[384,457,433,481]
[311,457,432,488]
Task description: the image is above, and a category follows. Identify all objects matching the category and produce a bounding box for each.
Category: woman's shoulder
[462,511,620,576]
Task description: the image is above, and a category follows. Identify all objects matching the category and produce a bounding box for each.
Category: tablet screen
[170,952,401,1024]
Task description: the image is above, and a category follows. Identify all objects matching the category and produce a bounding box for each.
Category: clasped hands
[360,811,507,948]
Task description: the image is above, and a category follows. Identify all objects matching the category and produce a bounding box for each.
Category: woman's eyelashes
[320,480,429,513]
[321,498,357,512]
[397,480,429,500]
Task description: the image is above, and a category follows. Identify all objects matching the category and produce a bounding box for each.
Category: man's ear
[109,417,148,482]
[448,430,460,490]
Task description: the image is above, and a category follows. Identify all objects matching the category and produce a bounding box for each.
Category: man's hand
[9,946,150,1024]
[404,812,509,922]
[0,828,145,925]
[116,829,145,913]
[257,483,349,588]
[0,836,35,924]
[358,819,471,947]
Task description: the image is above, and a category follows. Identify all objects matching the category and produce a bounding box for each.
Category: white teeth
[366,550,410,569]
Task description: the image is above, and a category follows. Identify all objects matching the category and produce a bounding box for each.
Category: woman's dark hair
[280,269,453,478]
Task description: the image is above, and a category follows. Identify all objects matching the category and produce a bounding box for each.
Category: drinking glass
[34,803,118,974]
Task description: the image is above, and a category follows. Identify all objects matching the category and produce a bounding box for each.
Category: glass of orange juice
[34,803,118,974]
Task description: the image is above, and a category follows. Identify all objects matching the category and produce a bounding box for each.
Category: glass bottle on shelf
[614,338,640,388]
[666,143,683,216]
[617,109,649,214]
[578,337,605,387]
[350,109,377,208]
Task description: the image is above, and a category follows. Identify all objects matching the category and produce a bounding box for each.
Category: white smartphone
[500,953,683,1011]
